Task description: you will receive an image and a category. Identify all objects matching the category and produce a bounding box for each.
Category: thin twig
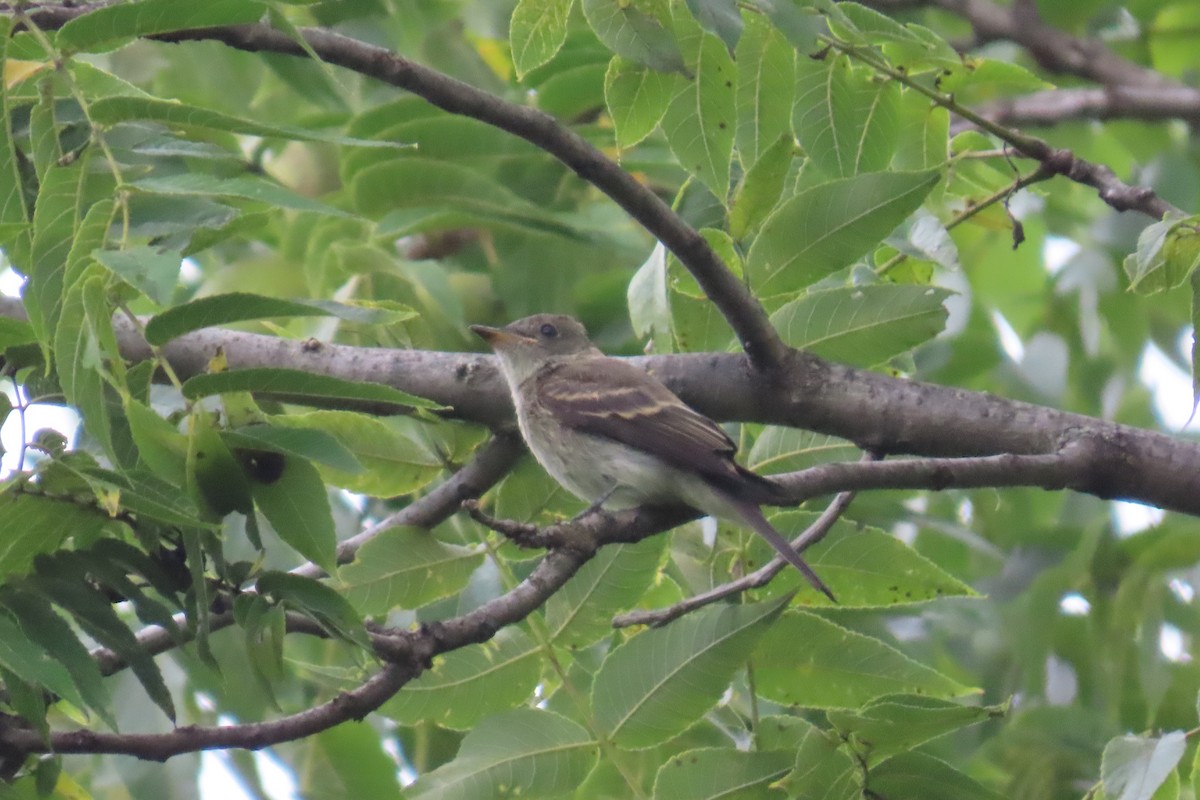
[612,463,870,629]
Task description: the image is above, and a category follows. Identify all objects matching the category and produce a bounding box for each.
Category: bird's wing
[535,357,745,484]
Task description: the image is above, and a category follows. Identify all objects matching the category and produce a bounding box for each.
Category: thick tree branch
[864,0,1176,89]
[15,5,789,371]
[5,296,1192,517]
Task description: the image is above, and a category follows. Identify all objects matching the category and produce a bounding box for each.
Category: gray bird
[471,314,835,601]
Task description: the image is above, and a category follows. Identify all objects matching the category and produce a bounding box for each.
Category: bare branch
[612,484,861,629]
[961,86,1200,131]
[2,664,413,761]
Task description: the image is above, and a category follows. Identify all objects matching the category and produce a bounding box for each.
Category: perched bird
[471,314,835,601]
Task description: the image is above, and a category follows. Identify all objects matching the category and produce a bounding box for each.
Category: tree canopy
[1,1,1200,798]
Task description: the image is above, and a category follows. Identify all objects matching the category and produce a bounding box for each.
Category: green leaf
[89,96,407,149]
[592,595,788,747]
[2,588,115,728]
[0,494,108,578]
[746,428,858,474]
[730,133,794,240]
[222,424,363,475]
[829,2,927,50]
[249,457,336,573]
[868,752,1007,800]
[0,18,31,236]
[77,466,210,528]
[893,90,949,171]
[357,159,591,241]
[511,0,573,79]
[770,284,951,366]
[32,575,176,722]
[182,368,441,410]
[92,246,180,306]
[187,409,254,518]
[56,0,267,53]
[938,58,1053,102]
[308,722,405,800]
[125,397,188,485]
[545,537,665,648]
[793,55,900,178]
[132,173,352,218]
[604,56,678,148]
[746,0,826,52]
[145,292,415,345]
[54,273,115,459]
[653,746,791,799]
[0,316,35,350]
[581,0,685,73]
[383,628,541,730]
[735,12,795,167]
[256,571,369,648]
[685,0,743,52]
[268,411,443,496]
[408,708,597,797]
[1102,732,1186,800]
[0,611,87,714]
[827,694,1003,767]
[340,527,484,615]
[754,611,973,708]
[26,161,92,348]
[662,32,736,198]
[746,170,940,295]
[1126,217,1200,295]
[776,718,860,800]
[763,512,976,607]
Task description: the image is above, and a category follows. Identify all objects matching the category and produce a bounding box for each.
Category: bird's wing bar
[536,358,741,481]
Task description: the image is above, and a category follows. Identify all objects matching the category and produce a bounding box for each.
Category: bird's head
[471,314,599,386]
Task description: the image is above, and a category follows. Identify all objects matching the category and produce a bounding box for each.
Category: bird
[471,313,835,601]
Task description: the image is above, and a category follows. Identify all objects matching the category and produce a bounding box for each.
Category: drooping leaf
[382,628,541,731]
[257,571,370,648]
[182,368,441,411]
[249,458,337,573]
[407,708,597,798]
[89,96,407,149]
[662,32,736,198]
[754,610,973,708]
[653,746,791,799]
[592,595,788,747]
[340,527,484,615]
[145,292,415,345]
[56,0,268,53]
[746,170,940,295]
[734,13,794,167]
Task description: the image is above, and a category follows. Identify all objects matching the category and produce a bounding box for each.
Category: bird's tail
[727,499,837,603]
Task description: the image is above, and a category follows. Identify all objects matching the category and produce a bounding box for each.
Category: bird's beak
[470,324,534,349]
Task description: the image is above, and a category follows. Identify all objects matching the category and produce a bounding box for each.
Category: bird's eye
[539,323,558,338]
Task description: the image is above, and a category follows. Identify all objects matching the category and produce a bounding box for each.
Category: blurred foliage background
[2,0,1200,798]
